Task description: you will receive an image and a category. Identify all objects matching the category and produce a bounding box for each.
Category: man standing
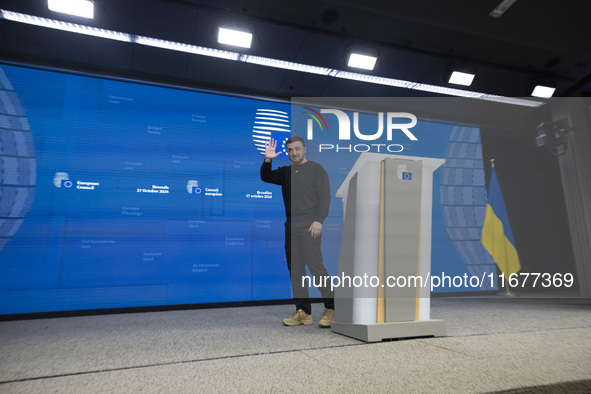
[260,136,335,327]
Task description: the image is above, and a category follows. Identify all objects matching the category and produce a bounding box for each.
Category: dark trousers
[285,220,335,315]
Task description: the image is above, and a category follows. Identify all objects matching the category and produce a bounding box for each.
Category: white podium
[331,152,446,342]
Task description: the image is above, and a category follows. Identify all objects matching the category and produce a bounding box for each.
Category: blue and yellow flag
[481,168,521,280]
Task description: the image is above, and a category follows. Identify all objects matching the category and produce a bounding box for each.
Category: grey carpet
[0,296,589,393]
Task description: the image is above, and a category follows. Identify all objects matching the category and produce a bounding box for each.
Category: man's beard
[290,155,303,165]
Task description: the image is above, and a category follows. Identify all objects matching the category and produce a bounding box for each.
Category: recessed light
[217,27,252,49]
[347,53,377,71]
[448,71,475,86]
[48,0,94,19]
[531,85,556,98]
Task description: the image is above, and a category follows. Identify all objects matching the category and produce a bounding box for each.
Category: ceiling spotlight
[531,85,556,98]
[217,27,252,49]
[448,71,475,86]
[347,53,377,71]
[48,0,94,19]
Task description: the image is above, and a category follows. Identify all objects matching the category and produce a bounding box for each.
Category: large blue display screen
[0,64,496,315]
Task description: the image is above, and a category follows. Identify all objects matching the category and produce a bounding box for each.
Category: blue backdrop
[0,64,496,315]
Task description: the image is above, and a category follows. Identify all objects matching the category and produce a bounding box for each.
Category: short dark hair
[286,135,305,147]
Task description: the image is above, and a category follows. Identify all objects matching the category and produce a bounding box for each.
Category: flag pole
[490,159,517,298]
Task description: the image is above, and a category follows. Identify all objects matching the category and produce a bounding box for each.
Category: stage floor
[1,296,590,393]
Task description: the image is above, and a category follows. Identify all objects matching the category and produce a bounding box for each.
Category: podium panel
[383,158,422,322]
[332,153,446,342]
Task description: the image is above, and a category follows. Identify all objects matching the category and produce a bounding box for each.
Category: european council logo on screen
[53,172,73,188]
[252,109,291,156]
[187,180,202,194]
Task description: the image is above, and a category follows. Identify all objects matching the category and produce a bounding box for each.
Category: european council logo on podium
[396,165,412,181]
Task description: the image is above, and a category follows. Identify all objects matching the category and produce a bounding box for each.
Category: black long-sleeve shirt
[260,160,331,224]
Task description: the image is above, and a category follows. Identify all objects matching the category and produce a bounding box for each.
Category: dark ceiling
[1,0,590,100]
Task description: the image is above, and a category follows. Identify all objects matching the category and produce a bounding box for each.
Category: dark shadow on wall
[480,116,577,294]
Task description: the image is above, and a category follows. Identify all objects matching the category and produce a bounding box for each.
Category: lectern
[331,152,446,342]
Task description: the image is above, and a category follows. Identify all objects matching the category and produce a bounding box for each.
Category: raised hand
[264,138,281,161]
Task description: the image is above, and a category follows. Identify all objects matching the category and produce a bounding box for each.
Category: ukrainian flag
[481,167,521,280]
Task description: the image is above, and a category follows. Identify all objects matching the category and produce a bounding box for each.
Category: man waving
[260,136,335,328]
